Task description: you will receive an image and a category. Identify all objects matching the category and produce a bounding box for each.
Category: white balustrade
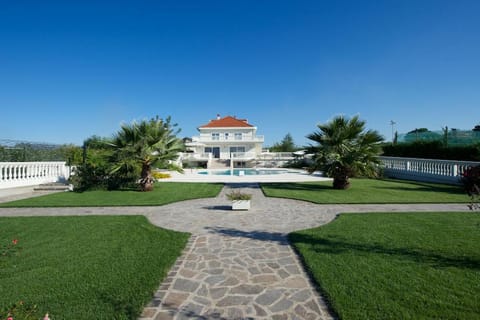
[180,153,213,161]
[180,151,297,163]
[230,152,256,160]
[259,152,295,160]
[191,135,264,142]
[380,156,480,185]
[0,162,71,189]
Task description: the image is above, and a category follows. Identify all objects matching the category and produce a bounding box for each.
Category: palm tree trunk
[333,175,350,189]
[140,163,154,192]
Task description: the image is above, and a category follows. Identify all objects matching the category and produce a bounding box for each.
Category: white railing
[191,135,264,142]
[0,162,71,189]
[181,153,213,161]
[380,156,480,185]
[180,151,297,162]
[231,152,256,160]
[259,152,295,160]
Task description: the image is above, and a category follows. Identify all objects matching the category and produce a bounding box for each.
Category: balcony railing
[258,152,295,160]
[180,153,212,161]
[191,135,264,143]
[230,152,256,160]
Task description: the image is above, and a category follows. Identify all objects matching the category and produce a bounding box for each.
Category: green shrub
[69,163,109,191]
[226,190,252,200]
[382,141,480,161]
[152,172,171,179]
[461,165,480,210]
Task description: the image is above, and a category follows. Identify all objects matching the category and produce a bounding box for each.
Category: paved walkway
[140,184,335,319]
[0,185,61,204]
[0,184,471,320]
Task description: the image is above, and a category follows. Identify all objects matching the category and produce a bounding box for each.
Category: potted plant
[226,190,252,210]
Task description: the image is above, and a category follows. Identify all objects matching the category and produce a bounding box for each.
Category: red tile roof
[199,115,254,128]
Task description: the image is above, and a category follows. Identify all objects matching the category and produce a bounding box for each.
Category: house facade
[182,115,264,168]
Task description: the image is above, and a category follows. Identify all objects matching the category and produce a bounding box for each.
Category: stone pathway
[141,234,332,320]
[140,184,334,319]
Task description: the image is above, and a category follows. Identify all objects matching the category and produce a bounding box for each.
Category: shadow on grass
[264,180,467,199]
[262,182,332,192]
[372,179,465,194]
[372,185,466,195]
[289,233,480,271]
[99,292,139,319]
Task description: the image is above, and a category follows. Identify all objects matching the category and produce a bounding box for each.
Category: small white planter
[231,200,251,210]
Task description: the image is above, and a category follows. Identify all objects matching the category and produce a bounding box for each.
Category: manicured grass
[0,216,189,319]
[289,212,480,320]
[262,178,469,203]
[0,182,223,207]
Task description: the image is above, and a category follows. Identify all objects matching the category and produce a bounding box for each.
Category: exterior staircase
[34,182,71,192]
[208,159,231,169]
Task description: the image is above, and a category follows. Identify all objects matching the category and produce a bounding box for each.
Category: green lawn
[262,178,469,203]
[0,182,223,207]
[289,212,480,320]
[0,216,189,319]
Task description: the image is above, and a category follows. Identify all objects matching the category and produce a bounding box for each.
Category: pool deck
[163,168,332,183]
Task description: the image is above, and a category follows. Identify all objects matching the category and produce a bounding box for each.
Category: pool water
[198,169,291,176]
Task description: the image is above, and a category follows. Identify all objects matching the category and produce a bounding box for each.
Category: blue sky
[1,0,479,147]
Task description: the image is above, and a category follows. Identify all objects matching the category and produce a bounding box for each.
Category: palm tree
[307,115,384,189]
[110,116,184,191]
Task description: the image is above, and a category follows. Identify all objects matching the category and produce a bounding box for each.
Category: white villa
[181,115,265,169]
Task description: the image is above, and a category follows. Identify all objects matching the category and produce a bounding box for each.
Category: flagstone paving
[140,183,335,319]
[141,234,332,320]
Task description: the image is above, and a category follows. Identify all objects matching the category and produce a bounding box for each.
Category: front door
[212,147,220,158]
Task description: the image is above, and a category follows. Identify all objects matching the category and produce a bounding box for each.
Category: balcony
[258,152,295,161]
[180,153,212,161]
[230,152,256,160]
[191,135,264,143]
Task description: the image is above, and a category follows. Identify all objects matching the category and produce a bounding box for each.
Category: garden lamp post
[390,120,396,145]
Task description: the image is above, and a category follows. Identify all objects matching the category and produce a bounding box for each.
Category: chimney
[216,114,220,120]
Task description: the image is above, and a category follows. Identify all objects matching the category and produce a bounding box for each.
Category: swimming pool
[198,169,293,176]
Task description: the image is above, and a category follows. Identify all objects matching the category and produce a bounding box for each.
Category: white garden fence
[0,162,71,189]
[380,156,480,185]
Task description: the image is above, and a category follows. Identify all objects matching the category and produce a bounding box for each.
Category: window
[212,133,220,140]
[230,146,246,153]
[235,133,242,140]
[224,133,230,140]
[205,147,220,158]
